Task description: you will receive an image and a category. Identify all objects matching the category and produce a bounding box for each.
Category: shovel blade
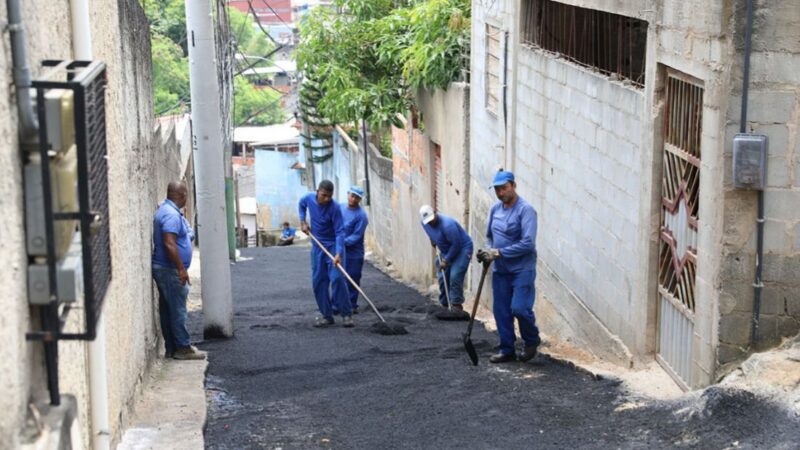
[462,332,479,366]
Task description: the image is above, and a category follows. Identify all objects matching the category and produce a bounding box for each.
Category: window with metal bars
[485,24,502,114]
[521,0,648,87]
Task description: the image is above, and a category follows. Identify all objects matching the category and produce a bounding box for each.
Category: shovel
[434,248,470,322]
[463,260,491,365]
[307,231,407,335]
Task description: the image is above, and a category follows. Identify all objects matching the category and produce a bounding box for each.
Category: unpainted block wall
[515,49,646,353]
[718,0,800,366]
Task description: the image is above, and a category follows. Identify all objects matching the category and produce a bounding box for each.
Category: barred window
[485,24,502,114]
[521,0,647,87]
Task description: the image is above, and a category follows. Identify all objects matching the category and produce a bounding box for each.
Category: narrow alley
[199,246,799,449]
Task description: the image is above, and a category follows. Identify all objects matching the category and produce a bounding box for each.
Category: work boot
[342,316,354,328]
[314,316,335,328]
[518,344,539,362]
[351,306,359,314]
[452,304,464,311]
[173,345,206,360]
[489,352,516,364]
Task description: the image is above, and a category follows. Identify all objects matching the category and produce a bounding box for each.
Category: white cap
[419,204,435,224]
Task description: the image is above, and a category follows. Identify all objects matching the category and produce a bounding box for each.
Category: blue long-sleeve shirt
[422,214,473,262]
[298,192,345,256]
[341,205,369,259]
[486,196,538,273]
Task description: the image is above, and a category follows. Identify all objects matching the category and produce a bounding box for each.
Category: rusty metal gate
[656,70,703,389]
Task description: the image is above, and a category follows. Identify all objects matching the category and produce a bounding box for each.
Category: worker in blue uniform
[298,180,353,327]
[419,205,473,310]
[278,222,296,246]
[477,170,541,363]
[340,186,369,313]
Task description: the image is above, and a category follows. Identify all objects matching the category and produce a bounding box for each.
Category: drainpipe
[7,0,39,140]
[739,0,763,346]
[362,119,371,205]
[9,0,64,412]
[70,1,112,448]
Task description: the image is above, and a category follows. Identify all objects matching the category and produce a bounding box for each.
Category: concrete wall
[390,121,437,285]
[470,0,797,387]
[365,143,394,260]
[377,84,472,288]
[0,0,194,446]
[468,0,514,302]
[255,149,307,230]
[514,47,646,366]
[416,83,471,225]
[718,0,800,366]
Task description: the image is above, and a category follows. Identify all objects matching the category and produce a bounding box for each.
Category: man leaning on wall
[152,181,206,360]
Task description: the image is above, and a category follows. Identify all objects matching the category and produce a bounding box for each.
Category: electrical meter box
[732,133,768,190]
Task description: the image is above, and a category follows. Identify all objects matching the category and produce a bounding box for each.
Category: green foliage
[143,0,188,52]
[295,0,470,127]
[233,77,285,126]
[151,32,190,114]
[228,7,273,65]
[144,0,284,123]
[401,0,470,90]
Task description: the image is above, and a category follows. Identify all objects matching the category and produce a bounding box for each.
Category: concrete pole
[234,174,242,246]
[185,0,234,338]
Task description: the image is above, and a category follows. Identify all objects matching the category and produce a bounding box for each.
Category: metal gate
[656,70,703,389]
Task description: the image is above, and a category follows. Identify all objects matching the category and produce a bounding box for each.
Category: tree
[228,7,274,65]
[233,77,285,126]
[295,0,470,128]
[151,32,190,115]
[144,0,285,123]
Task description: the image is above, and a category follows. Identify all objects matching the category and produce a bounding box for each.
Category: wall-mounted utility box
[732,133,768,190]
[26,60,109,341]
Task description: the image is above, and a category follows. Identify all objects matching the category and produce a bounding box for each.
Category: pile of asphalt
[194,247,799,449]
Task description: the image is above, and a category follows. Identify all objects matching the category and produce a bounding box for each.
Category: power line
[247,0,293,32]
[156,95,191,116]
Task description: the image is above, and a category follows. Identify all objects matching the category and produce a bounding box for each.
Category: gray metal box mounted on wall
[732,133,768,190]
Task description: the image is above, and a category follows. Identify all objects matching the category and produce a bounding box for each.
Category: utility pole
[185,0,234,338]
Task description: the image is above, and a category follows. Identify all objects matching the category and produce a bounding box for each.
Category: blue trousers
[153,265,191,355]
[344,255,364,309]
[436,250,471,306]
[492,270,541,355]
[311,243,352,319]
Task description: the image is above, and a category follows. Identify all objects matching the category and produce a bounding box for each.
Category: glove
[476,248,500,263]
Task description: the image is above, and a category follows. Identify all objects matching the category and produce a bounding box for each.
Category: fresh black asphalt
[197,246,799,449]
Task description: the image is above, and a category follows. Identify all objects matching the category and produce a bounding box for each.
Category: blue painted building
[255,149,308,230]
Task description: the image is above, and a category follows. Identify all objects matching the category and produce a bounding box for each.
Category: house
[469,0,800,389]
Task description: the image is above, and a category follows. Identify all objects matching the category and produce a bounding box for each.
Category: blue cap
[491,170,515,187]
[348,186,365,198]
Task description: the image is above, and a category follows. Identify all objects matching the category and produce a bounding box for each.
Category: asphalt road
[198,246,799,449]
